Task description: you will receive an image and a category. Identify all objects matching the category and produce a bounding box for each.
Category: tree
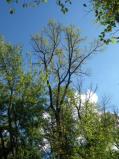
[0,38,23,159]
[0,37,45,159]
[31,20,102,158]
[70,90,118,159]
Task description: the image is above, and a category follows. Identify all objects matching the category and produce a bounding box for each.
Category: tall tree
[32,20,102,158]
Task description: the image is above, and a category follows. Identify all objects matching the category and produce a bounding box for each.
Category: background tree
[0,37,45,159]
[70,90,118,159]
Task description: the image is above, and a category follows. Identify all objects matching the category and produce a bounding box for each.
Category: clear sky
[0,1,119,110]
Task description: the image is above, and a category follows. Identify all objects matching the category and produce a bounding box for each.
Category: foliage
[0,37,45,159]
[5,0,119,43]
[92,0,119,43]
[0,22,119,159]
[5,0,72,14]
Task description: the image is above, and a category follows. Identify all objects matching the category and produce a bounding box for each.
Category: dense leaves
[0,37,45,159]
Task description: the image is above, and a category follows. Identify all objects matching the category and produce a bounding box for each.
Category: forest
[0,0,119,159]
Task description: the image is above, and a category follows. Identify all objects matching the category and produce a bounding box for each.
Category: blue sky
[0,1,119,110]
